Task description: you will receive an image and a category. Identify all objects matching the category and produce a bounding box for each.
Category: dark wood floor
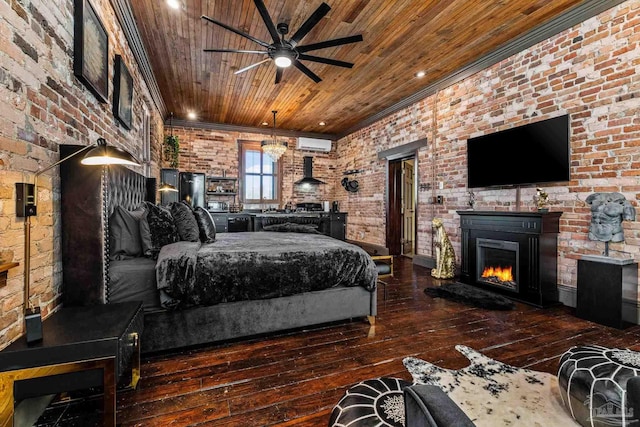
[116,257,640,426]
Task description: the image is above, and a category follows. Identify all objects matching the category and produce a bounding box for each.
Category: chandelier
[261,110,288,162]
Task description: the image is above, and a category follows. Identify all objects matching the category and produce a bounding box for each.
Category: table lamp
[16,138,139,344]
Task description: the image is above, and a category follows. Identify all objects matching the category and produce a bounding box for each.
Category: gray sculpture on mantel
[586,192,636,256]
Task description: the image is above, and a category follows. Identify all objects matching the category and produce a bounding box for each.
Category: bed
[60,147,377,354]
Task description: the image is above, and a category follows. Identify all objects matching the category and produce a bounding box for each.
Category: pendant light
[261,110,288,162]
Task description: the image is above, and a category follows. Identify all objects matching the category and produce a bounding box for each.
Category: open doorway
[386,156,416,256]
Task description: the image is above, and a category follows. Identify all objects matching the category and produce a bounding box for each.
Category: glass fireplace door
[476,238,519,291]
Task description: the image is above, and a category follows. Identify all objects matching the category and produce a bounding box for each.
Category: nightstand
[0,301,143,427]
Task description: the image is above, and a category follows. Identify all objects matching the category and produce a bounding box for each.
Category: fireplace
[458,210,561,307]
[476,238,519,292]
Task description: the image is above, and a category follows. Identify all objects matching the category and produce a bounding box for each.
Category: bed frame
[60,145,377,354]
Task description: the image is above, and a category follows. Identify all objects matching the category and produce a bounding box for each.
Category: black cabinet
[210,213,228,233]
[325,213,347,240]
[160,168,179,205]
[228,214,252,232]
[0,301,143,426]
[577,256,638,328]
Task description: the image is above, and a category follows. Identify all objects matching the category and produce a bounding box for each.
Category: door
[401,159,415,256]
[386,161,403,255]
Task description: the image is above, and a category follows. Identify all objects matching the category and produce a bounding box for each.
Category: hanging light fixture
[261,110,288,162]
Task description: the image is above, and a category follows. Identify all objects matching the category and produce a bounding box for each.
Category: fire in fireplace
[476,238,519,292]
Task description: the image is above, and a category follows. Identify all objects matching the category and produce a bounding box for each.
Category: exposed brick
[13,33,38,62]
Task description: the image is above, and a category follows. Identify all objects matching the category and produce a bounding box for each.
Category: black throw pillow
[193,206,217,243]
[143,202,180,257]
[109,206,144,260]
[170,201,201,242]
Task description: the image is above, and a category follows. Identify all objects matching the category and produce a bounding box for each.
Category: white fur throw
[403,345,579,426]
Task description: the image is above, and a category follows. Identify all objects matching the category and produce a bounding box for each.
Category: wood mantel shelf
[0,262,19,288]
[0,262,19,273]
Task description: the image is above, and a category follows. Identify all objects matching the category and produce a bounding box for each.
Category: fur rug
[424,282,515,310]
[403,345,579,426]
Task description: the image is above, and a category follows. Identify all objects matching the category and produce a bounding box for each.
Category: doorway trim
[379,139,427,256]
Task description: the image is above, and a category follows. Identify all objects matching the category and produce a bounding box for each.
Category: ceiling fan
[202,0,363,84]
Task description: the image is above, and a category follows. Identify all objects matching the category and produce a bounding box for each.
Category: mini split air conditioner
[296,137,332,152]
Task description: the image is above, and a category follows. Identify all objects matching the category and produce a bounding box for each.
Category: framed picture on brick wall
[113,55,133,129]
[73,0,108,103]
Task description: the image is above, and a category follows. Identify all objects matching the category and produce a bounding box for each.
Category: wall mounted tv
[467,114,570,188]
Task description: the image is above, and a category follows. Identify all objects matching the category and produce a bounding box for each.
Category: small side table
[577,255,638,329]
[0,301,143,427]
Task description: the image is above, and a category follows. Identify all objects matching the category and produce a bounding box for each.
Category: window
[239,141,281,204]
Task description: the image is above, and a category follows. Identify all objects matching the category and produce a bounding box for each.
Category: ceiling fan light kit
[202,0,363,84]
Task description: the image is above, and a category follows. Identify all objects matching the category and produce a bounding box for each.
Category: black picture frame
[113,55,133,129]
[73,0,108,103]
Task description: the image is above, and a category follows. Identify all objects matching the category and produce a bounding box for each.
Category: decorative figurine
[585,192,636,256]
[534,187,549,211]
[431,218,456,279]
[468,190,476,209]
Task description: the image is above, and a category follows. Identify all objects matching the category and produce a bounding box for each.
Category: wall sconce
[16,138,139,344]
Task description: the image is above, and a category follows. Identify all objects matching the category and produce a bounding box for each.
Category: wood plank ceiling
[129,0,594,136]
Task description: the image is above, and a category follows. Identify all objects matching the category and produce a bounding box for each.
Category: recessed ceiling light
[262,121,269,126]
[318,121,326,126]
[187,112,197,120]
[415,71,426,78]
[167,0,180,9]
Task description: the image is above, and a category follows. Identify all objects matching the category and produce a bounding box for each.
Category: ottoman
[329,377,410,426]
[558,345,640,427]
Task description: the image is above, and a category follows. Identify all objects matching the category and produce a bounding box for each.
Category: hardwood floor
[116,257,640,426]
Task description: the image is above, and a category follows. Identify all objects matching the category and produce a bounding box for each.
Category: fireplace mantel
[457,210,562,307]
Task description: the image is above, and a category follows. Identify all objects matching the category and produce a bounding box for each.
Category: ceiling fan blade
[275,67,283,84]
[297,35,364,53]
[298,54,354,68]
[204,49,267,54]
[293,60,322,83]
[201,15,270,48]
[234,58,271,75]
[253,0,281,44]
[289,2,331,47]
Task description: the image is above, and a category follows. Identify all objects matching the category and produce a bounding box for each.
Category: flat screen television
[467,114,570,188]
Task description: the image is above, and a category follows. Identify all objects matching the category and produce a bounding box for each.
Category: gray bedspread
[156,232,377,308]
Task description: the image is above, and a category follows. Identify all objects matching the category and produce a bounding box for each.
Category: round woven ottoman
[558,345,640,427]
[329,377,411,427]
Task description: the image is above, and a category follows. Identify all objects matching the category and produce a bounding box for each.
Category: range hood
[295,156,325,185]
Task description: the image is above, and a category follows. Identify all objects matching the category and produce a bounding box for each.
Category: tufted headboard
[60,145,154,306]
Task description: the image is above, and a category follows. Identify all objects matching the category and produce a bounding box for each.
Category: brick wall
[168,126,338,207]
[338,1,640,291]
[0,0,164,348]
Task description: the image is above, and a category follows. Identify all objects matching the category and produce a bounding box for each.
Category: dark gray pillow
[193,206,216,243]
[262,222,321,234]
[170,201,200,242]
[109,206,145,260]
[143,201,180,257]
[137,211,153,256]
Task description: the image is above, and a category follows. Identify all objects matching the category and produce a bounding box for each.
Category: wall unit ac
[296,137,332,152]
